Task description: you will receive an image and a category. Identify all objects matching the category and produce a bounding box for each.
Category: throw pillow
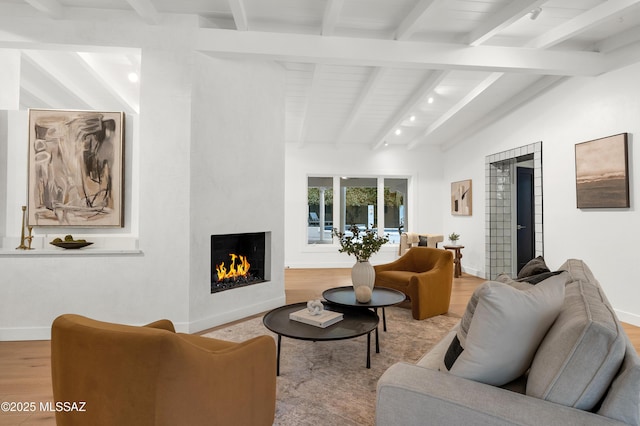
[517,256,550,279]
[443,274,534,370]
[418,236,428,246]
[453,275,533,351]
[445,273,567,386]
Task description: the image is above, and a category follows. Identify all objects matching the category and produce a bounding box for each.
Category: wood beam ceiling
[196,29,605,76]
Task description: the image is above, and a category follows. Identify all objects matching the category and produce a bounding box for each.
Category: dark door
[516,167,535,273]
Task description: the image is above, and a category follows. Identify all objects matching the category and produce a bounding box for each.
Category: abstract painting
[27,109,125,227]
[575,133,629,209]
[451,179,472,216]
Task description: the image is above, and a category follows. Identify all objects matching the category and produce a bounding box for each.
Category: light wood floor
[1,269,638,425]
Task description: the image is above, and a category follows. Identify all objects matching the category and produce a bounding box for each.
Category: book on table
[289,308,343,328]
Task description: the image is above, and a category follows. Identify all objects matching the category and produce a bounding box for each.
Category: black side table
[322,286,406,353]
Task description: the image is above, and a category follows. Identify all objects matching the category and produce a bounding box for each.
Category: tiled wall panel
[485,142,543,279]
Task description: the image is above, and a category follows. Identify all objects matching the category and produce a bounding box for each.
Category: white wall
[189,55,286,331]
[0,19,287,339]
[442,62,640,326]
[284,144,445,268]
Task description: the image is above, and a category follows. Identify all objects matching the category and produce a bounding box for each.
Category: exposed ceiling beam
[334,67,387,146]
[395,0,444,41]
[228,0,248,31]
[22,50,99,109]
[322,0,343,36]
[526,0,640,49]
[196,28,605,76]
[371,70,447,150]
[439,75,567,151]
[125,0,160,26]
[24,0,64,19]
[76,53,139,114]
[298,64,323,145]
[466,0,546,46]
[431,0,640,151]
[408,72,504,150]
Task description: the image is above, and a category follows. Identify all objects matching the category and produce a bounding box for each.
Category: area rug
[203,307,459,426]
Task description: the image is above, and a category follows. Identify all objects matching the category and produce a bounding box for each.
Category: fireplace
[211,232,269,293]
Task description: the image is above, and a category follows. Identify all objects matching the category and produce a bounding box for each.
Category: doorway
[485,142,543,279]
[516,160,535,273]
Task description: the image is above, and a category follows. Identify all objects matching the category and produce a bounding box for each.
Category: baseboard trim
[0,327,52,341]
[0,296,287,341]
[615,309,640,327]
[188,295,286,334]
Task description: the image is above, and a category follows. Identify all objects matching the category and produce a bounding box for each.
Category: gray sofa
[376,259,640,425]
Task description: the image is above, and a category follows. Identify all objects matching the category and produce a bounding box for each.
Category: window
[384,178,407,244]
[307,176,409,245]
[307,177,333,244]
[340,177,377,233]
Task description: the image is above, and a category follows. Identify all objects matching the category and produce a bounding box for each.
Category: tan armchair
[398,232,444,256]
[51,314,276,426]
[374,247,454,320]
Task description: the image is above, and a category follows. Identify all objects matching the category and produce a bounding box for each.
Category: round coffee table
[322,286,406,353]
[263,302,379,376]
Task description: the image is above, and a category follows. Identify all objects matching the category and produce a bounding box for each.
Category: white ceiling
[2,0,640,150]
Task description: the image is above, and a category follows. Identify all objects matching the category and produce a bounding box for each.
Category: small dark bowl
[50,241,93,249]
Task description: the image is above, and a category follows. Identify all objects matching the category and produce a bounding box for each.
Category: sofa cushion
[597,340,640,424]
[526,267,626,411]
[517,256,550,279]
[444,273,566,386]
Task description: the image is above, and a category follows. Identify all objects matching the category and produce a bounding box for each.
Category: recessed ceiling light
[128,72,139,83]
[427,97,434,104]
[409,115,416,122]
[395,129,402,136]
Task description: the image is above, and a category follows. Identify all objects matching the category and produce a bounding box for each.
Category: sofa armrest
[376,363,626,426]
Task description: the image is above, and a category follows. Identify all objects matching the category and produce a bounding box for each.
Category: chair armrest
[376,363,625,426]
[144,318,176,332]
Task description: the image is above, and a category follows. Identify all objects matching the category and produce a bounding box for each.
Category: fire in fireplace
[211,232,268,293]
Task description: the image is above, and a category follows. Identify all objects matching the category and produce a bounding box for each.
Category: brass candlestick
[15,206,33,250]
[26,226,34,250]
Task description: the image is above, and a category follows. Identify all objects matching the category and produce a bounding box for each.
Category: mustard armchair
[51,314,276,426]
[374,247,454,320]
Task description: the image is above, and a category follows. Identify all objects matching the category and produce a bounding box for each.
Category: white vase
[351,260,375,293]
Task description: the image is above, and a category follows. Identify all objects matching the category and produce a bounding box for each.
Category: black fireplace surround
[211,232,268,294]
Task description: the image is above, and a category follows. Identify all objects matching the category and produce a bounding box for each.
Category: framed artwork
[27,109,125,227]
[575,133,629,209]
[451,179,472,216]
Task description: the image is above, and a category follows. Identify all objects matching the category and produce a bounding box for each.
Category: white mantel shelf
[0,249,143,257]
